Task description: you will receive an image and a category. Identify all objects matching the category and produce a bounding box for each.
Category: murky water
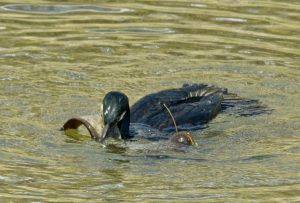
[0,0,299,202]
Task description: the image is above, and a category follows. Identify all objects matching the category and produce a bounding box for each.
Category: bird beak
[97,111,127,143]
[97,124,110,143]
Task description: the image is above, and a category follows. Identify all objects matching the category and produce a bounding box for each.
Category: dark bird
[62,83,269,144]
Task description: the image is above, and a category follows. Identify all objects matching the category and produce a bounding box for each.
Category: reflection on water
[0,0,299,202]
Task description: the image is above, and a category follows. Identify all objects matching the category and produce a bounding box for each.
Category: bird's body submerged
[62,83,268,145]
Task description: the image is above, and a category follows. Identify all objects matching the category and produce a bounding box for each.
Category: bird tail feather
[221,93,271,116]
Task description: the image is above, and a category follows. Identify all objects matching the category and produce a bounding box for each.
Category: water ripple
[212,17,248,23]
[86,27,175,34]
[0,52,49,59]
[190,4,208,8]
[1,4,133,14]
[137,193,234,200]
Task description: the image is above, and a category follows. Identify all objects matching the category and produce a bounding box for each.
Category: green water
[0,0,299,202]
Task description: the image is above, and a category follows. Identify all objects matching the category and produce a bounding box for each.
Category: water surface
[0,0,299,202]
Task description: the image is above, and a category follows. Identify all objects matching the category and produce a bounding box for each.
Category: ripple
[143,45,160,49]
[0,175,34,183]
[1,4,133,14]
[92,183,124,190]
[86,27,175,34]
[59,70,89,80]
[137,193,234,200]
[242,154,277,162]
[0,99,27,106]
[212,17,248,23]
[98,47,113,55]
[0,52,49,59]
[190,4,208,8]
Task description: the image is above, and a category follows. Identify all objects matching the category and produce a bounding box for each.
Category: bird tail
[221,93,272,116]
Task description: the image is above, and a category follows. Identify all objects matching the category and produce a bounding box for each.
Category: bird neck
[117,107,132,139]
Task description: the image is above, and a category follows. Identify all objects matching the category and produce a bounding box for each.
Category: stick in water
[162,103,178,134]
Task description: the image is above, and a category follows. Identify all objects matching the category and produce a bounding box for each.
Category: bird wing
[130,83,224,131]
